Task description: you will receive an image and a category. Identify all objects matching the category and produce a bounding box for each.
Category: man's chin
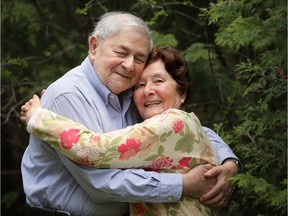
[109,85,133,95]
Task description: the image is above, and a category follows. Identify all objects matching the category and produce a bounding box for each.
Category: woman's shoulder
[162,108,199,121]
[152,108,194,120]
[163,108,192,116]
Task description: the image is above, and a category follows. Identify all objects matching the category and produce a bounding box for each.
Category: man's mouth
[115,71,130,79]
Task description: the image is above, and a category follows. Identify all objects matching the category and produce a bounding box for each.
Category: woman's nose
[143,83,155,95]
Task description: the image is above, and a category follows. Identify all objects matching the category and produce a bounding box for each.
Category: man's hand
[182,164,217,199]
[199,161,239,208]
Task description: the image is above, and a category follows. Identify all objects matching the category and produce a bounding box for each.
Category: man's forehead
[115,29,149,48]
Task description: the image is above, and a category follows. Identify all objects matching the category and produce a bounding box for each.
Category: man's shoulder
[49,66,89,94]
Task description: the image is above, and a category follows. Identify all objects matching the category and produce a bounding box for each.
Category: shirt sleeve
[203,126,240,164]
[27,108,217,169]
[41,91,182,203]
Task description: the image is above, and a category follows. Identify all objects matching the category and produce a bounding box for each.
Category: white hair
[90,11,153,52]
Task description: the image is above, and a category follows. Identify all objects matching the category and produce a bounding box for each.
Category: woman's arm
[22,95,218,170]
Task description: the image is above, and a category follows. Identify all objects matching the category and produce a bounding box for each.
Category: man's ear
[88,35,98,54]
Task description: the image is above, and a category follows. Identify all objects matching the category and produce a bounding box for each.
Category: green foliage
[204,0,287,215]
[151,31,178,47]
[203,0,287,53]
[2,0,287,215]
[229,175,287,215]
[184,43,217,62]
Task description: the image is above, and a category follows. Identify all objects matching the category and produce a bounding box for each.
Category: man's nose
[122,56,135,71]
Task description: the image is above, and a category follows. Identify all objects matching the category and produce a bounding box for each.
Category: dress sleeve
[27,108,218,171]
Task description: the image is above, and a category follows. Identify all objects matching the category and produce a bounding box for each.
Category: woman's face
[133,59,185,119]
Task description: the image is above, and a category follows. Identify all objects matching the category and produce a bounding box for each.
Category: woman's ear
[181,92,187,103]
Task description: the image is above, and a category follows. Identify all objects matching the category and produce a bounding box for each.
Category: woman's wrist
[27,107,43,133]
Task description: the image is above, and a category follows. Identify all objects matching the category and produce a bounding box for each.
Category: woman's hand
[20,94,42,124]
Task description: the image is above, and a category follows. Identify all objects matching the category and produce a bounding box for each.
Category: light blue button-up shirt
[21,57,238,216]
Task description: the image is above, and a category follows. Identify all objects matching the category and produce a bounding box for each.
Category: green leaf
[144,154,159,161]
[157,145,164,155]
[110,136,122,146]
[99,164,111,168]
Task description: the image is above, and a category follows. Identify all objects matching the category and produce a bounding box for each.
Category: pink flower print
[172,119,185,133]
[91,135,100,143]
[59,128,80,149]
[118,138,141,160]
[73,147,101,167]
[177,157,192,169]
[75,158,95,168]
[145,156,174,170]
[131,203,147,215]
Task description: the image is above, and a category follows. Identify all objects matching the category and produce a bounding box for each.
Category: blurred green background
[1,0,287,215]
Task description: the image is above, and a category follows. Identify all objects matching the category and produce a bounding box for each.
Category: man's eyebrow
[115,45,127,51]
[117,45,148,58]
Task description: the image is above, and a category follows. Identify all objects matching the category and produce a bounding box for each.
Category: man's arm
[203,127,241,165]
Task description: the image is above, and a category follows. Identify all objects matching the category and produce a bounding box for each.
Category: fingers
[20,94,41,125]
[20,115,26,123]
[200,181,233,208]
[20,102,29,124]
[20,102,29,122]
[199,164,236,208]
[182,164,217,198]
[205,185,233,208]
[32,94,40,100]
[21,102,29,112]
[204,165,221,178]
[201,164,214,170]
[201,166,223,199]
[24,95,40,108]
[29,95,39,105]
[200,177,224,201]
[30,94,41,107]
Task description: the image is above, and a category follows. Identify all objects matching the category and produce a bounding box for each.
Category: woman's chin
[142,109,164,119]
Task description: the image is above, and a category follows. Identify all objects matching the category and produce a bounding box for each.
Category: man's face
[89,28,150,95]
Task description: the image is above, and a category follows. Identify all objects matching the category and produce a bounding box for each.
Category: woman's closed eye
[154,79,164,84]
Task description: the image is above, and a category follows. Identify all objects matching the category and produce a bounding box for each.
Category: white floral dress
[27,108,219,216]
